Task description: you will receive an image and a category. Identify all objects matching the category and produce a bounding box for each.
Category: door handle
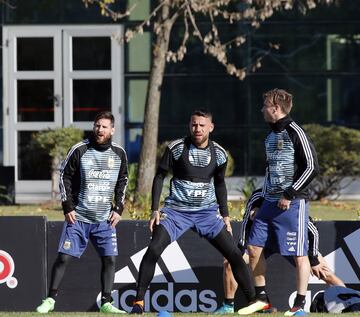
[53,94,62,108]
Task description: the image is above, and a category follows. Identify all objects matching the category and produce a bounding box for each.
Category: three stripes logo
[289,228,360,312]
[0,250,18,289]
[309,228,360,285]
[114,240,199,284]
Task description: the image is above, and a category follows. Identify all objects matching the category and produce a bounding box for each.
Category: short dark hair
[191,108,213,121]
[94,111,114,127]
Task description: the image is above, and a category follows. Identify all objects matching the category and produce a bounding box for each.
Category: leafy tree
[31,127,84,202]
[84,0,333,195]
[303,124,360,200]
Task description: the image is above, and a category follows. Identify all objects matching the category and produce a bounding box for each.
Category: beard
[94,133,111,144]
[191,134,208,146]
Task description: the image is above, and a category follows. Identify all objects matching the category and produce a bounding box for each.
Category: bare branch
[82,0,132,19]
[84,0,333,79]
[185,0,204,40]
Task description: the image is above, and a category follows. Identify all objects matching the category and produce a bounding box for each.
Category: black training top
[59,136,128,223]
[152,136,229,217]
[262,115,319,201]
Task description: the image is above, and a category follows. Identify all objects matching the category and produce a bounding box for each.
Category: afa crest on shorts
[63,240,71,250]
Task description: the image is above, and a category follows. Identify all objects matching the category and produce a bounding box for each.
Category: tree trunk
[136,2,174,195]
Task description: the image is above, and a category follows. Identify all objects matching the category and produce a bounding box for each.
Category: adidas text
[97,282,217,312]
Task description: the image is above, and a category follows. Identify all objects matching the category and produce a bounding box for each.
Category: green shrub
[125,163,138,204]
[31,127,84,201]
[127,193,152,220]
[225,150,235,177]
[303,124,360,200]
[0,185,13,205]
[241,177,257,200]
[32,127,84,161]
[227,200,246,221]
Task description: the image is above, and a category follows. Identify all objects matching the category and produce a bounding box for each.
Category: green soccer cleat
[237,300,271,315]
[214,302,235,314]
[36,297,55,314]
[100,302,126,314]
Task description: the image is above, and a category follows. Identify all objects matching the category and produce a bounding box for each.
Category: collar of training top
[269,115,293,132]
[90,135,112,151]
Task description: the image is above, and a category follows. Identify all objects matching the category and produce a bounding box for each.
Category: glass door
[3,27,62,193]
[3,25,123,202]
[63,26,123,145]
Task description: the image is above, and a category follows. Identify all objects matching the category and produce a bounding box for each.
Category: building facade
[0,1,359,202]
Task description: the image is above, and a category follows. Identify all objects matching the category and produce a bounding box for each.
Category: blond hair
[263,88,293,114]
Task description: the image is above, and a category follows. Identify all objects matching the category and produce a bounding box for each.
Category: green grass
[308,200,360,221]
[0,203,64,221]
[0,313,359,317]
[228,199,360,221]
[0,199,359,221]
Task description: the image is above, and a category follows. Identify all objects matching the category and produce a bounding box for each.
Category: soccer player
[130,109,256,314]
[215,188,345,314]
[36,111,128,314]
[238,89,320,316]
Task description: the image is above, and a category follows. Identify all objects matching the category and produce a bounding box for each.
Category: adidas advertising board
[96,231,229,313]
[46,221,229,312]
[0,219,359,312]
[45,220,360,312]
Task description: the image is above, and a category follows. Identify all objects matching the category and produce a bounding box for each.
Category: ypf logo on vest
[97,241,217,312]
[0,250,18,289]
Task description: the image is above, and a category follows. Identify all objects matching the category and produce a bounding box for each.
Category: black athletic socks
[294,294,306,308]
[101,292,112,305]
[224,298,234,306]
[255,286,269,302]
[48,289,58,299]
